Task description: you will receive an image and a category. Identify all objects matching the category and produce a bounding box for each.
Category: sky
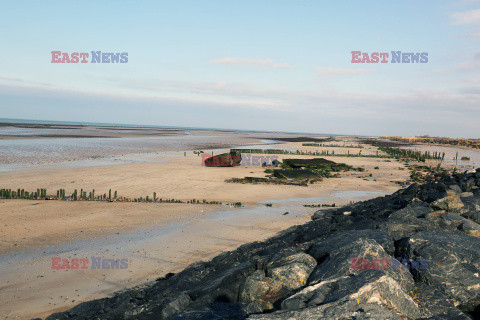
[1,0,480,137]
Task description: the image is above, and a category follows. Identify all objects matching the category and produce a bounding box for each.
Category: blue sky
[1,1,480,137]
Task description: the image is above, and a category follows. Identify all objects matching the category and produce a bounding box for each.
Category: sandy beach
[3,4,480,318]
[0,146,407,254]
[3,125,478,319]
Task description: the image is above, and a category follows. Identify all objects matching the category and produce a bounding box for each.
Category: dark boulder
[249,300,405,319]
[430,195,465,213]
[413,283,472,319]
[44,170,480,320]
[397,231,480,315]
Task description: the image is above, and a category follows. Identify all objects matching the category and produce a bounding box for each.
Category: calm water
[0,189,384,269]
[401,145,480,168]
[0,134,275,172]
[0,121,307,172]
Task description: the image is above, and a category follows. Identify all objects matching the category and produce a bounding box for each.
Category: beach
[1,122,478,319]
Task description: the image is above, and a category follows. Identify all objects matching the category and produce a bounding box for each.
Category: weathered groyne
[42,169,480,320]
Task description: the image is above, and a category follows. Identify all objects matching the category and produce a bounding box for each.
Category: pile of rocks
[43,169,480,319]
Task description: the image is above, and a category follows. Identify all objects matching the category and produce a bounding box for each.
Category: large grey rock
[280,231,420,319]
[239,270,288,311]
[463,210,480,224]
[265,252,317,291]
[188,261,256,306]
[413,283,472,319]
[429,213,480,238]
[462,196,480,212]
[170,302,246,320]
[308,229,395,257]
[281,269,421,318]
[380,202,478,241]
[431,195,465,213]
[311,208,337,221]
[308,236,413,294]
[455,216,480,238]
[249,300,404,319]
[161,293,192,319]
[397,231,480,314]
[447,184,463,195]
[239,252,316,311]
[380,201,441,240]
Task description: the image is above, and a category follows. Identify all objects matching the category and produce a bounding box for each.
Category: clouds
[2,76,479,138]
[0,76,51,87]
[317,68,371,77]
[1,2,479,138]
[453,0,480,7]
[211,59,372,78]
[451,9,480,25]
[450,28,480,39]
[463,76,480,83]
[211,57,292,68]
[449,6,480,39]
[448,52,480,73]
[459,86,480,94]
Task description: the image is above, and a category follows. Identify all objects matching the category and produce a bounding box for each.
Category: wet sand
[0,128,414,319]
[402,143,480,169]
[0,190,389,320]
[0,203,307,319]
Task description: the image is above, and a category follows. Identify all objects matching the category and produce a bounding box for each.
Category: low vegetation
[406,164,451,183]
[302,143,363,148]
[384,136,480,150]
[230,148,388,158]
[362,139,445,162]
[303,203,336,208]
[227,157,361,186]
[0,188,243,207]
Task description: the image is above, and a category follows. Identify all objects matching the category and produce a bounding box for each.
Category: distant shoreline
[0,118,332,136]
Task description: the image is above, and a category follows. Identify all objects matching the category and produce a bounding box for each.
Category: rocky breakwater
[43,169,480,319]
